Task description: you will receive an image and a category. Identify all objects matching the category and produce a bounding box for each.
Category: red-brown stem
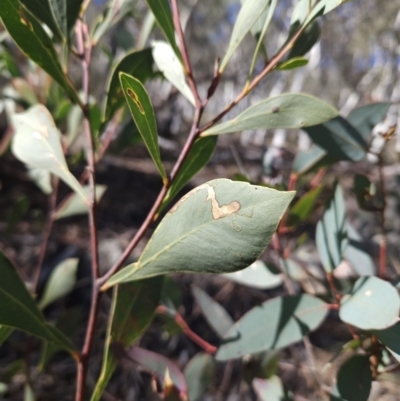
[171,0,201,108]
[32,177,59,293]
[75,20,101,401]
[157,306,217,354]
[198,28,304,134]
[310,167,326,188]
[327,272,359,340]
[326,272,340,303]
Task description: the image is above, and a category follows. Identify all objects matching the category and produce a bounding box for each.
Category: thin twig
[171,0,201,108]
[157,305,217,354]
[32,177,59,293]
[74,19,101,401]
[198,28,304,134]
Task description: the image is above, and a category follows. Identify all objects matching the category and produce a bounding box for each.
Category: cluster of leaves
[0,0,398,400]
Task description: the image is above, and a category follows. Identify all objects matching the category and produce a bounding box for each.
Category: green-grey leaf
[222,260,283,289]
[220,0,271,72]
[0,250,76,354]
[184,353,215,401]
[152,41,195,106]
[0,0,80,104]
[252,376,294,401]
[303,116,368,161]
[119,72,166,179]
[276,57,309,70]
[50,0,84,42]
[11,105,88,202]
[374,322,400,362]
[192,286,233,338]
[292,144,336,175]
[347,102,391,141]
[336,355,372,401]
[145,0,181,59]
[54,185,106,220]
[216,294,328,360]
[103,179,295,289]
[38,258,78,310]
[290,0,318,25]
[305,0,352,26]
[159,136,217,213]
[344,224,375,276]
[316,184,348,272]
[339,276,400,330]
[201,94,338,136]
[91,277,164,401]
[104,48,154,122]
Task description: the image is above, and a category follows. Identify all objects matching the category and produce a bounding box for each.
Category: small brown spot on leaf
[18,8,33,30]
[127,89,144,114]
[272,107,280,113]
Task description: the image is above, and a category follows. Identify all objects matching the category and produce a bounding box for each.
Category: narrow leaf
[220,0,271,72]
[216,294,328,360]
[316,184,348,272]
[145,0,181,58]
[339,276,400,330]
[192,286,233,338]
[347,102,391,141]
[54,185,107,220]
[159,136,217,213]
[0,250,76,353]
[252,376,294,401]
[103,179,294,288]
[104,48,154,122]
[276,57,309,70]
[91,0,136,44]
[305,0,353,25]
[0,0,80,104]
[91,277,164,401]
[120,73,166,179]
[38,258,78,310]
[152,41,195,106]
[50,0,67,39]
[335,355,372,401]
[222,260,283,290]
[303,117,368,161]
[201,94,338,136]
[184,353,215,401]
[11,105,88,202]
